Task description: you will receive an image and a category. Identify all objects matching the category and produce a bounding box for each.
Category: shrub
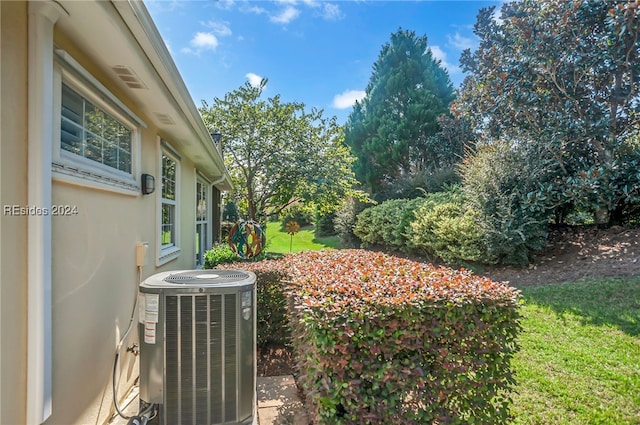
[334,197,361,248]
[460,142,550,266]
[203,243,238,268]
[375,168,461,201]
[409,188,487,264]
[315,210,337,236]
[215,260,290,349]
[354,198,424,251]
[285,249,522,424]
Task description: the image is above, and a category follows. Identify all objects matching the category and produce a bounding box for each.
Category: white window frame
[52,50,144,195]
[195,173,211,268]
[158,140,181,265]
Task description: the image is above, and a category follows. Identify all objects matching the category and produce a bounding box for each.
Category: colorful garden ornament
[228,220,266,259]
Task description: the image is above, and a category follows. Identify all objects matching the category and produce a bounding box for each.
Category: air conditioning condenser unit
[138,269,257,425]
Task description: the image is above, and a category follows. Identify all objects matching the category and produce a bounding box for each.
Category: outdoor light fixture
[141,173,155,195]
[210,131,222,145]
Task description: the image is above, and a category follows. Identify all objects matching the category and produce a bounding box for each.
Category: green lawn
[264,221,342,254]
[511,277,640,424]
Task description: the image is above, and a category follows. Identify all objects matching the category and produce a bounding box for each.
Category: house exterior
[0,1,232,424]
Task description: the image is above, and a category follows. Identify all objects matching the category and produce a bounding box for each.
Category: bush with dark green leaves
[285,249,521,425]
[203,243,238,268]
[460,143,550,266]
[315,210,337,236]
[353,197,424,251]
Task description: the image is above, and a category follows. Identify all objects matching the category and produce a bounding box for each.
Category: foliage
[455,0,640,225]
[409,188,487,264]
[353,197,424,251]
[201,79,367,221]
[333,197,362,248]
[315,210,337,237]
[374,167,461,202]
[460,143,550,266]
[203,243,238,268]
[280,206,314,230]
[344,28,456,196]
[215,260,290,349]
[512,277,640,424]
[222,201,240,222]
[284,249,521,425]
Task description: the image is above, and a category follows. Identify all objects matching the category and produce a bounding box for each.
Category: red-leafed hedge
[217,249,521,424]
[283,249,521,425]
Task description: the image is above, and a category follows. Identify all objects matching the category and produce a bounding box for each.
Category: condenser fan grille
[164,270,250,285]
[163,293,253,424]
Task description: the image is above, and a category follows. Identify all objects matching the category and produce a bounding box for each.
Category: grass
[264,221,342,254]
[511,277,640,424]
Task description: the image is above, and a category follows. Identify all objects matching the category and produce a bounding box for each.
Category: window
[53,50,144,195]
[195,176,210,267]
[159,146,181,263]
[61,83,132,173]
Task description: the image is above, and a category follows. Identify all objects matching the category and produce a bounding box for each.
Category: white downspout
[27,2,66,423]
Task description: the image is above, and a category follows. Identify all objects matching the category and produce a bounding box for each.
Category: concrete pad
[258,375,309,425]
[110,375,309,425]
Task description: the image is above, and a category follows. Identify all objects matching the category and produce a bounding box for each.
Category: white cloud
[245,5,267,15]
[322,3,344,20]
[216,0,235,10]
[205,20,232,37]
[430,45,461,75]
[270,6,300,24]
[447,32,474,51]
[302,0,320,7]
[182,32,218,54]
[246,72,264,88]
[332,90,366,109]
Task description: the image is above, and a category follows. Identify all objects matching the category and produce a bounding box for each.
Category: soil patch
[481,225,640,286]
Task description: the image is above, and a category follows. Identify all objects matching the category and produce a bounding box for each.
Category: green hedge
[409,189,488,264]
[209,259,291,349]
[284,249,521,424]
[203,243,238,268]
[353,198,424,251]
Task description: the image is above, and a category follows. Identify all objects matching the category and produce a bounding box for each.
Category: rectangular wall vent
[112,65,148,89]
[154,113,176,126]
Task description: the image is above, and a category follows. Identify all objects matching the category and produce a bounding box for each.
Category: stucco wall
[43,24,205,425]
[0,2,29,424]
[1,4,216,423]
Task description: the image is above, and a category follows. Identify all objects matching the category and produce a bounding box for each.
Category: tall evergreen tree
[344,28,456,197]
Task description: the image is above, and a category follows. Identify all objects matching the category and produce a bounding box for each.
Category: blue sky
[147,0,501,124]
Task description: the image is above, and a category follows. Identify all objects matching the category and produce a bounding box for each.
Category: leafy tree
[344,28,456,198]
[455,0,640,225]
[201,79,365,222]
